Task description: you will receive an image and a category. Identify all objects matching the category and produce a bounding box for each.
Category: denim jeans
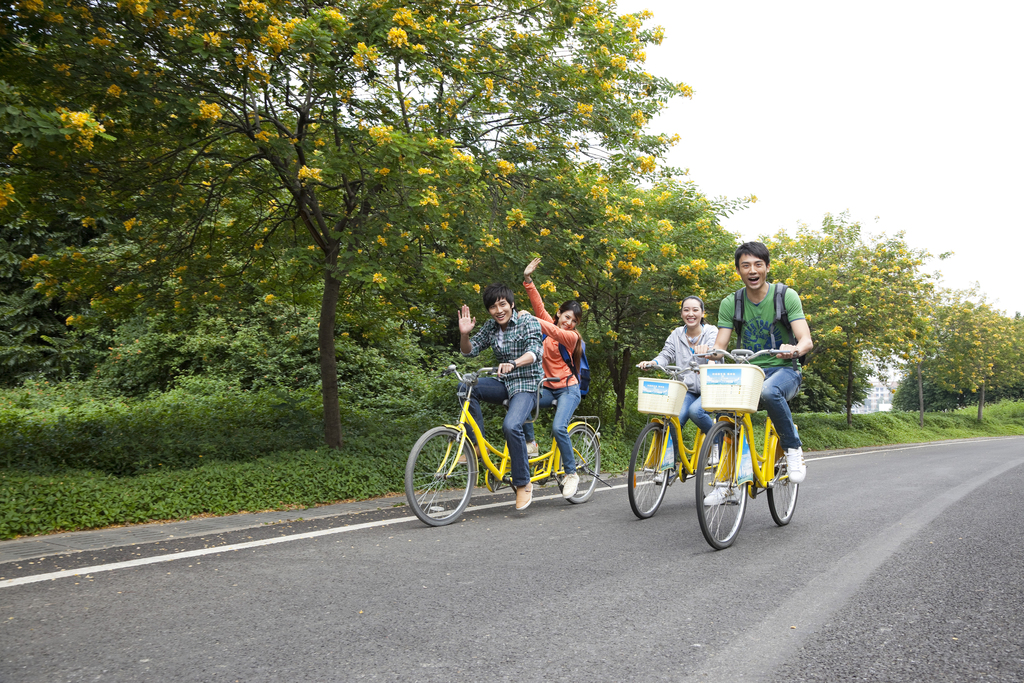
[760,366,803,450]
[522,383,582,474]
[459,377,534,486]
[679,391,714,434]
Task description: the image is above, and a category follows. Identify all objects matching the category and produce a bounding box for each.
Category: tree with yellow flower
[766,213,935,424]
[2,0,689,448]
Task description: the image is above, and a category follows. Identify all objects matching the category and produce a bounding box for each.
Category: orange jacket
[524,280,580,389]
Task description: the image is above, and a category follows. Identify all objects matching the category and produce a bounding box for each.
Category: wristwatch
[509,359,517,369]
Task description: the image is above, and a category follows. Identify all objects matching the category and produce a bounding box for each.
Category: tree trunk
[845,353,854,427]
[977,383,985,422]
[319,246,343,449]
[916,362,925,428]
[607,345,631,423]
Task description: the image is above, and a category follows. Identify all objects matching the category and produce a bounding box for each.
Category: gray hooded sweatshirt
[650,323,719,394]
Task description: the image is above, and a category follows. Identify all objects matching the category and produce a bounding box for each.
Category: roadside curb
[3,435,1019,564]
[0,476,623,564]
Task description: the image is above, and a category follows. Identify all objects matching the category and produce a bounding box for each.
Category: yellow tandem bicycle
[694,348,799,550]
[404,365,602,527]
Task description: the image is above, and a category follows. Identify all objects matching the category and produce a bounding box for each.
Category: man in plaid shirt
[459,283,543,510]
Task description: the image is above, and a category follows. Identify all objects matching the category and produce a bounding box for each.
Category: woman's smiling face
[681,300,704,328]
[556,309,579,330]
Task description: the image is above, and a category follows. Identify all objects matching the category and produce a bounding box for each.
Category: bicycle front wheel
[695,420,747,550]
[767,443,799,526]
[405,427,477,527]
[565,423,600,504]
[628,422,669,519]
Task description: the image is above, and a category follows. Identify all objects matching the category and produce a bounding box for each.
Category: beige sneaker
[561,472,580,499]
[526,441,540,455]
[515,483,534,510]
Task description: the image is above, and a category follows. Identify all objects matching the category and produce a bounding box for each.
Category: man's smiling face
[736,253,769,292]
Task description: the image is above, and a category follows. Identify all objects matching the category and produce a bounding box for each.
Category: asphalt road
[2,437,1023,682]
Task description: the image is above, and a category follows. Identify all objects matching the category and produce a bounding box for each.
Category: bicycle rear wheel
[405,427,477,527]
[767,443,799,526]
[565,423,600,504]
[628,421,669,519]
[695,420,747,549]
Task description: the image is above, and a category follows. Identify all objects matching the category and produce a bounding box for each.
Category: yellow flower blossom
[372,272,387,284]
[387,27,409,47]
[297,166,323,182]
[392,7,419,28]
[353,42,379,69]
[106,84,122,98]
[197,100,222,121]
[0,183,15,210]
[368,125,394,144]
[496,160,515,175]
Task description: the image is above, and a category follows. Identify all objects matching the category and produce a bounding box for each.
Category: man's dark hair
[734,241,771,269]
[482,283,515,309]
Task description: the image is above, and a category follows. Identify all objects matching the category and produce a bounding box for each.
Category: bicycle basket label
[704,368,743,386]
[640,380,671,396]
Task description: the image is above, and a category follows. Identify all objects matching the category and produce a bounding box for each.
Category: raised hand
[458,304,476,336]
[524,256,542,280]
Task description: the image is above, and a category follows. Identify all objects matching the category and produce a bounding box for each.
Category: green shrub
[0,446,404,539]
[0,378,324,475]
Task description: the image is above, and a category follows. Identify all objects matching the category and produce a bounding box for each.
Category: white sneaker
[561,472,580,499]
[708,443,720,466]
[785,447,806,483]
[653,471,665,484]
[703,483,740,506]
[526,441,540,455]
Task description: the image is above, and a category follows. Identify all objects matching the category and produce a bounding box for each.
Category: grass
[1,398,1022,540]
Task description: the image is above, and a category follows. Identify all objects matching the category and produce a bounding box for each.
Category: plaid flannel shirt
[463,309,543,396]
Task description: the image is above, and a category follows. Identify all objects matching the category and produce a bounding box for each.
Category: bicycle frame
[642,416,704,478]
[715,412,784,493]
[446,391,585,486]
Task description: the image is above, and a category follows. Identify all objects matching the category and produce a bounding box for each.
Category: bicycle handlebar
[711,348,787,363]
[635,363,689,381]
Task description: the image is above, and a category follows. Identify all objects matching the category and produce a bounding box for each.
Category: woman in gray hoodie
[638,296,718,435]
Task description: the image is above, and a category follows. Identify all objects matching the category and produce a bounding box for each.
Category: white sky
[616,0,1024,315]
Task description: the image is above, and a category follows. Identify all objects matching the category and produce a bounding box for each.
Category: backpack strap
[774,283,800,371]
[559,342,580,381]
[732,288,745,343]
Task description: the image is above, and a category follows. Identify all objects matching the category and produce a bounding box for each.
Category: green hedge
[0,447,402,539]
[0,379,325,475]
[1,384,1021,539]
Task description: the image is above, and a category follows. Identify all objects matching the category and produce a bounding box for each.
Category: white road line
[14,436,1018,590]
[806,436,1020,462]
[1,484,628,589]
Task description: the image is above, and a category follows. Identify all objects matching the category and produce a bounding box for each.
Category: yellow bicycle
[628,364,706,519]
[405,365,601,527]
[695,348,799,550]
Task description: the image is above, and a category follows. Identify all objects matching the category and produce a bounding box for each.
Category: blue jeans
[522,383,582,474]
[760,367,802,450]
[680,391,714,434]
[459,377,534,487]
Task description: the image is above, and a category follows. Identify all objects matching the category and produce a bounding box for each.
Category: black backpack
[731,283,805,370]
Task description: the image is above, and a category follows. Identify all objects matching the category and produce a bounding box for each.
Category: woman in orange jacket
[521,257,584,499]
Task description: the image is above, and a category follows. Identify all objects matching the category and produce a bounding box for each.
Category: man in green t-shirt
[707,242,814,503]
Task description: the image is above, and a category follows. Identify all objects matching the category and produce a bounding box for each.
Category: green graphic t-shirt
[717,284,806,367]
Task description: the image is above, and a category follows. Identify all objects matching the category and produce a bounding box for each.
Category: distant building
[852,381,899,414]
